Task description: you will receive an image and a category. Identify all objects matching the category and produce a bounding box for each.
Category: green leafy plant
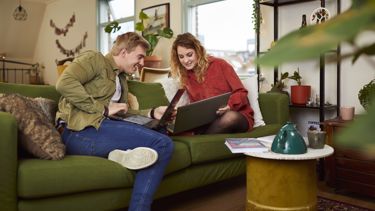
[255,0,375,157]
[135,11,173,56]
[271,72,288,91]
[104,11,174,56]
[287,69,302,86]
[104,21,121,34]
[358,79,375,111]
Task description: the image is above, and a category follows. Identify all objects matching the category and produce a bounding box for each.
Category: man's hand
[108,102,128,116]
[216,105,230,116]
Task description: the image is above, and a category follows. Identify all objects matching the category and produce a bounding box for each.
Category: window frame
[97,0,135,53]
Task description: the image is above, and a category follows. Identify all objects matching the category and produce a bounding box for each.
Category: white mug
[340,106,355,121]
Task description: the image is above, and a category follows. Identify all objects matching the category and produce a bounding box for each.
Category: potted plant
[105,11,174,68]
[269,72,289,96]
[288,69,311,105]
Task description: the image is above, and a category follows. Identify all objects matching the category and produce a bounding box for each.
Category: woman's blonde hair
[110,32,150,56]
[170,33,208,85]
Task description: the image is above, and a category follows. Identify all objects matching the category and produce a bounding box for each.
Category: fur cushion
[0,93,65,160]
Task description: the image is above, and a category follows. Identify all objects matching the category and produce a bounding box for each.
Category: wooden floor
[152,175,375,211]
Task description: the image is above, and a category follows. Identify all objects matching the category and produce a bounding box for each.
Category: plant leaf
[352,43,375,63]
[256,0,375,67]
[135,22,144,31]
[158,28,174,38]
[139,11,149,20]
[104,21,121,33]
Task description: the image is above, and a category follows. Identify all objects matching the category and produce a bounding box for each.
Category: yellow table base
[246,157,317,211]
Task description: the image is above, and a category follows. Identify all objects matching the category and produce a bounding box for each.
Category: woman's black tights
[203,110,249,134]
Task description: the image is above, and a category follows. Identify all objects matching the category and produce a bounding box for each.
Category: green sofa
[0,81,289,211]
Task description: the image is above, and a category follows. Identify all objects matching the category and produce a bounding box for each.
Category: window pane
[109,0,134,20]
[186,0,255,76]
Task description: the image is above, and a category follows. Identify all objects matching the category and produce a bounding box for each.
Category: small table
[245,146,333,211]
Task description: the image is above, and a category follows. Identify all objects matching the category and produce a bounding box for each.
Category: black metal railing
[0,58,40,84]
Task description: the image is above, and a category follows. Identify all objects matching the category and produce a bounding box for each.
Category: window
[98,0,135,54]
[183,0,255,77]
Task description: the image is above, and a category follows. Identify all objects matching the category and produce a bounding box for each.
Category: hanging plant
[252,0,262,33]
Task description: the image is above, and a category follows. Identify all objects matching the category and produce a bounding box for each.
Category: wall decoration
[141,3,170,36]
[309,7,330,24]
[50,14,76,36]
[55,32,88,57]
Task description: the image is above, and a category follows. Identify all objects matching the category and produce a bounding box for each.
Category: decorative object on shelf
[50,14,76,36]
[288,69,311,105]
[13,0,27,21]
[309,7,330,24]
[300,14,307,29]
[358,79,375,111]
[271,122,307,154]
[55,32,88,57]
[340,106,355,121]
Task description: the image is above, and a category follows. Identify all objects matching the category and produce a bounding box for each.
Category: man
[55,32,173,211]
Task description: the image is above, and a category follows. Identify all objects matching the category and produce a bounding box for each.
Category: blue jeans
[61,119,174,211]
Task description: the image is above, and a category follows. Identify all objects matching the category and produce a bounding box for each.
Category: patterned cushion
[0,93,65,160]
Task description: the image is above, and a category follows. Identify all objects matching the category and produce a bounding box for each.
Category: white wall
[33,0,97,85]
[258,0,374,135]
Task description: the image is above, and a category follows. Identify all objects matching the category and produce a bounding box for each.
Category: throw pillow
[158,77,190,107]
[0,93,65,160]
[241,75,266,127]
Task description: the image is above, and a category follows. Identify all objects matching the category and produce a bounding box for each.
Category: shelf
[289,104,337,110]
[260,0,317,6]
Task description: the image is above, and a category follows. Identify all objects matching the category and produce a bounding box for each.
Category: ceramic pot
[291,85,311,105]
[271,122,307,154]
[144,55,162,68]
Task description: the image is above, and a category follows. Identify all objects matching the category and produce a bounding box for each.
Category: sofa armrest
[0,112,18,211]
[259,92,289,125]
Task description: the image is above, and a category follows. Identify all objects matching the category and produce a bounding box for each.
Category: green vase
[271,122,307,154]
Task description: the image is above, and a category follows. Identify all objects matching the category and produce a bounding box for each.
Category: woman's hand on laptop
[216,105,230,116]
[108,102,128,116]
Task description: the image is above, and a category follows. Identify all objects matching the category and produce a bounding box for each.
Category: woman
[170,32,254,134]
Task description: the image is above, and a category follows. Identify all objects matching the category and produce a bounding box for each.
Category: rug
[318,196,374,211]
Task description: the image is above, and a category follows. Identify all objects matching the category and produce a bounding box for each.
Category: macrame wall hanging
[50,13,88,57]
[50,14,75,36]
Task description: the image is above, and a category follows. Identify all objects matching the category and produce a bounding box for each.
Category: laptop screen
[158,89,185,127]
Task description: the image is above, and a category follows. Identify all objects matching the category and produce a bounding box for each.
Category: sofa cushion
[0,93,65,160]
[18,156,135,199]
[164,141,192,175]
[172,124,283,164]
[127,80,169,110]
[18,141,191,198]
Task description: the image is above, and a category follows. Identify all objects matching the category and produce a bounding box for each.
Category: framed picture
[141,3,170,36]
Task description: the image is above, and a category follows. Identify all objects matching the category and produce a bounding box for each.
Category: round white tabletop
[244,145,334,160]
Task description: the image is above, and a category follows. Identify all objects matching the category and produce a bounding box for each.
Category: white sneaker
[108,147,158,170]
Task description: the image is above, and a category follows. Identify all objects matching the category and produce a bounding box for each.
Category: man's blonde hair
[110,32,150,56]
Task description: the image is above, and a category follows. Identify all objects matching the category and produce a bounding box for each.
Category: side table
[245,146,333,211]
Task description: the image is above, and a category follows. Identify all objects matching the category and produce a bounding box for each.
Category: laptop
[109,89,185,130]
[166,92,231,134]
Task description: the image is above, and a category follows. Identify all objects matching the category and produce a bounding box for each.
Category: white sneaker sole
[108,147,158,170]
